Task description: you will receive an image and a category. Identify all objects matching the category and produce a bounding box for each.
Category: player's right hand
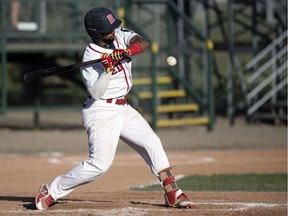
[110,49,130,61]
[100,53,115,73]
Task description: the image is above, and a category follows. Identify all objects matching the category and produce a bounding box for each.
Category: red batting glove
[100,53,115,73]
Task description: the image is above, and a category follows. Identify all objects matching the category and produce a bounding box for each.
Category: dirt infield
[0,114,287,215]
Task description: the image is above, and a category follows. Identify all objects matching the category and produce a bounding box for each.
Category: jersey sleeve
[80,48,103,90]
[80,46,112,99]
[117,27,139,47]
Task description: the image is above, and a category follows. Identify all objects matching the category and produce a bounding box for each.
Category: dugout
[1,0,287,129]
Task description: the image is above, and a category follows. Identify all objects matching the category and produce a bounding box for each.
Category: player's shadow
[0,196,58,210]
[129,200,165,208]
[0,196,33,203]
[0,196,36,210]
[0,196,162,210]
[0,196,114,211]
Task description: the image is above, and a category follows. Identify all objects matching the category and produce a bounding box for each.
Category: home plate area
[3,196,286,216]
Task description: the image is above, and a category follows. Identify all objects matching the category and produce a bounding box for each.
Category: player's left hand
[100,53,115,73]
[110,49,130,61]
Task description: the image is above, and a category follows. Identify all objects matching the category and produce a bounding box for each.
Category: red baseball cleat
[164,189,196,208]
[35,184,55,210]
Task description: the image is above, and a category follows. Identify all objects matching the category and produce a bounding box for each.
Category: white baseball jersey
[80,27,137,100]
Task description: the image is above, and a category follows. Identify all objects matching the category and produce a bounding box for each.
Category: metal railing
[245,29,288,116]
[124,0,215,130]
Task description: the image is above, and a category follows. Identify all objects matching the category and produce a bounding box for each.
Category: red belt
[106,98,128,105]
[88,95,128,105]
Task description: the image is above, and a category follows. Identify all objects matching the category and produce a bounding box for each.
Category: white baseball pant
[48,98,170,200]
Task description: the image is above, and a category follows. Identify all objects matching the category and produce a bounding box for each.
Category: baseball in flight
[166,56,177,66]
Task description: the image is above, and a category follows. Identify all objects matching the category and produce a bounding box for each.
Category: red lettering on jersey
[107,14,115,24]
[112,63,124,75]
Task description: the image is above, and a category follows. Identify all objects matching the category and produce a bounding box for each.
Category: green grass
[131,173,287,192]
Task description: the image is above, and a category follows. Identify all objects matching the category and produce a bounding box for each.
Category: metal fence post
[207,40,215,131]
[1,1,8,114]
[151,42,159,130]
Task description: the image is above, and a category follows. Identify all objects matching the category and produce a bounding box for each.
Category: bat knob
[123,52,131,62]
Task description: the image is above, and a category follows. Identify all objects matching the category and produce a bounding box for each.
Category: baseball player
[35,7,195,210]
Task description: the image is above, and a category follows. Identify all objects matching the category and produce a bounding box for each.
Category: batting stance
[35,7,195,210]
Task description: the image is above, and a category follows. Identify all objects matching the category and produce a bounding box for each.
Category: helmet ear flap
[92,33,104,42]
[87,30,104,42]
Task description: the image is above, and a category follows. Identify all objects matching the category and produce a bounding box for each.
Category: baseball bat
[23,58,101,82]
[23,52,131,82]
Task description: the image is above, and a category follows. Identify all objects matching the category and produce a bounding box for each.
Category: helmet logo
[106,14,115,24]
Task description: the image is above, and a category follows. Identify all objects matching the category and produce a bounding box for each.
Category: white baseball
[166,56,177,66]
